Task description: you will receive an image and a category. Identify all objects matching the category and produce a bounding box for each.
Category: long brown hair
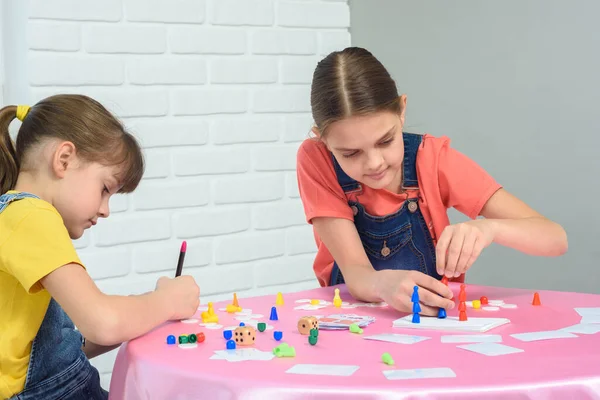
[0,94,144,194]
[310,47,402,138]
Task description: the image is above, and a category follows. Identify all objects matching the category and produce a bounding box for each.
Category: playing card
[286,364,359,376]
[317,314,375,330]
[440,334,502,343]
[510,330,578,342]
[363,333,430,344]
[560,324,600,334]
[383,367,456,380]
[575,307,600,317]
[457,342,523,356]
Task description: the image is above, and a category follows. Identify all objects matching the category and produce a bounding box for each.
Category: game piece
[226,304,242,313]
[310,328,319,338]
[459,302,466,312]
[333,288,342,307]
[234,326,256,346]
[459,284,466,302]
[438,308,447,319]
[459,310,468,321]
[223,330,232,340]
[412,313,420,323]
[480,296,489,305]
[239,322,245,326]
[179,335,188,344]
[276,292,284,306]
[201,302,219,323]
[413,302,421,313]
[226,340,236,350]
[472,300,481,309]
[257,322,267,332]
[188,334,197,343]
[274,331,283,341]
[233,293,239,307]
[196,332,206,343]
[381,352,394,365]
[167,335,176,345]
[273,343,296,357]
[269,306,278,321]
[309,335,318,345]
[349,323,363,334]
[532,292,541,306]
[310,299,320,305]
[441,276,449,286]
[411,286,420,303]
[298,316,319,335]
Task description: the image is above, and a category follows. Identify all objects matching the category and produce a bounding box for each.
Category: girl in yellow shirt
[0,95,200,400]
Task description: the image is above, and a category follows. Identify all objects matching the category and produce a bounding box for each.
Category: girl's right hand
[372,270,455,316]
[155,275,200,320]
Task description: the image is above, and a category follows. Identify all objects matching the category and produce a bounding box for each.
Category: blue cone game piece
[269,306,278,321]
[167,335,176,345]
[412,313,420,324]
[412,301,421,313]
[226,340,236,350]
[223,330,232,340]
[273,331,283,341]
[411,286,420,303]
[438,308,447,319]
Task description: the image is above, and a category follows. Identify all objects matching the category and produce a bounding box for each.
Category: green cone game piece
[382,352,394,365]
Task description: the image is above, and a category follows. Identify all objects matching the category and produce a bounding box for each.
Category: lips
[366,168,388,181]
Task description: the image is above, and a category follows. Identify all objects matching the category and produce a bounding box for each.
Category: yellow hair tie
[16,105,30,121]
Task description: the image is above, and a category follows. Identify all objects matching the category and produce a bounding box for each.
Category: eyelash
[342,138,394,158]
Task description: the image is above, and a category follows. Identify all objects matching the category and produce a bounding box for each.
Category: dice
[234,326,256,346]
[297,316,319,335]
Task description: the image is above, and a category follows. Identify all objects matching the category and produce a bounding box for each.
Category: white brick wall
[8,0,350,390]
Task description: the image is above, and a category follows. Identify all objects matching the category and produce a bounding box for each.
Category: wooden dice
[297,316,319,335]
[234,326,256,346]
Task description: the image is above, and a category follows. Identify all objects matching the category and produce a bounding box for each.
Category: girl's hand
[435,219,496,278]
[372,269,455,316]
[155,275,200,320]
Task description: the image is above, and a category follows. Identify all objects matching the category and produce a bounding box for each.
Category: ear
[51,141,77,179]
[311,126,321,139]
[399,94,407,126]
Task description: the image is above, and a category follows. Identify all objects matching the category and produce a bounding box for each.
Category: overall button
[351,205,358,216]
[381,240,391,257]
[408,201,418,213]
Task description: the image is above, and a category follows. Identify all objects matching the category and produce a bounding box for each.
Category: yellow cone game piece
[333,288,342,308]
[276,292,284,306]
[472,300,481,309]
[226,304,242,313]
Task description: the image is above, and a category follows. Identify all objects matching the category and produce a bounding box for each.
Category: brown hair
[310,47,402,138]
[0,94,144,194]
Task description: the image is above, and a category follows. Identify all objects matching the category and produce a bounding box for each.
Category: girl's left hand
[435,219,496,278]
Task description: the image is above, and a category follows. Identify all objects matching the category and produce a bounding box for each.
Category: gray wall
[349,0,599,293]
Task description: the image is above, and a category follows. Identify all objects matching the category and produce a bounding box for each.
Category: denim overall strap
[1,192,108,400]
[329,133,440,286]
[331,155,362,193]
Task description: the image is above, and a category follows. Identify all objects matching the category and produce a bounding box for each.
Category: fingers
[455,234,476,276]
[464,239,483,272]
[417,285,455,310]
[443,228,465,278]
[435,226,452,275]
[414,271,453,300]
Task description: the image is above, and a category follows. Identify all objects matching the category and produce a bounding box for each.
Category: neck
[13,171,55,204]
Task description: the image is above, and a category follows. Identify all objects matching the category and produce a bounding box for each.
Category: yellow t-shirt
[0,192,82,398]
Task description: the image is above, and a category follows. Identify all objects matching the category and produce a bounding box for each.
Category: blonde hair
[0,94,144,194]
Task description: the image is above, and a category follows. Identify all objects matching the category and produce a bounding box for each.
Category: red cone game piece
[459,284,466,302]
[459,310,468,321]
[480,296,488,305]
[441,276,449,286]
[532,292,541,306]
[459,302,466,312]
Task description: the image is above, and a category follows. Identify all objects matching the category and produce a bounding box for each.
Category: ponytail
[0,106,19,194]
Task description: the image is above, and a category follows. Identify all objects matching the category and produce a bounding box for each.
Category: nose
[98,197,110,218]
[366,150,384,172]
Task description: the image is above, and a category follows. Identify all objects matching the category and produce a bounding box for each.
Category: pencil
[175,240,187,277]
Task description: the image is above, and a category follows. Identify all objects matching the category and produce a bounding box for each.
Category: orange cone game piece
[532,292,541,306]
[459,310,468,321]
[441,276,449,286]
[233,293,239,307]
[459,284,467,302]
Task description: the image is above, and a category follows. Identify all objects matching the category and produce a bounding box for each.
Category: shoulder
[6,196,63,222]
[297,137,334,169]
[1,196,66,241]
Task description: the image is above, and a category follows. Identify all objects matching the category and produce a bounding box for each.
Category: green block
[257,322,267,332]
[178,335,188,344]
[308,335,318,346]
[309,328,318,337]
[349,324,363,334]
[381,352,394,365]
[188,334,197,343]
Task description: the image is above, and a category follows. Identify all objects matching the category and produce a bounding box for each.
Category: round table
[109,283,600,399]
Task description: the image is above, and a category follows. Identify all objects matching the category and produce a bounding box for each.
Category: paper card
[392,315,510,333]
[575,307,600,317]
[457,342,524,356]
[383,367,456,380]
[286,364,359,376]
[580,315,600,324]
[212,348,274,362]
[317,314,376,330]
[441,334,502,343]
[363,333,430,344]
[560,324,600,334]
[510,330,578,342]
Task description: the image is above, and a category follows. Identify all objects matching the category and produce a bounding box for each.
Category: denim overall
[329,133,442,285]
[1,192,108,400]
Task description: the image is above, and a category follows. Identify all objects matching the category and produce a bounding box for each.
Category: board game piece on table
[459,310,468,321]
[480,296,489,305]
[234,326,256,346]
[333,288,342,307]
[226,304,242,313]
[381,352,394,365]
[167,335,176,345]
[276,292,284,305]
[349,323,363,334]
[297,316,319,335]
[257,322,266,332]
[459,284,466,302]
[532,292,541,306]
[411,286,420,303]
[274,331,283,341]
[472,299,481,309]
[273,343,295,357]
[309,335,318,345]
[226,340,236,349]
[233,293,239,307]
[223,330,232,340]
[393,315,509,332]
[201,302,219,323]
[383,367,456,380]
[438,308,447,319]
[269,306,278,321]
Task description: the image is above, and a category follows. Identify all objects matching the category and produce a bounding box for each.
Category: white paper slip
[560,324,600,335]
[441,334,502,343]
[575,307,600,317]
[383,367,456,380]
[580,315,600,324]
[286,364,359,377]
[457,342,523,356]
[363,333,430,344]
[392,315,510,333]
[510,330,578,342]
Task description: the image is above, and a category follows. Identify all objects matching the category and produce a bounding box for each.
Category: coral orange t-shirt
[296,134,502,287]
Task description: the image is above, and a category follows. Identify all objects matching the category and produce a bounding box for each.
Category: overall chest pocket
[358,222,414,261]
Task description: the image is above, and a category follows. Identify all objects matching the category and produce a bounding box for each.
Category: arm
[40,264,198,346]
[480,188,568,256]
[82,340,121,359]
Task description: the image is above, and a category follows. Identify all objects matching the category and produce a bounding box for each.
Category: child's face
[324,111,405,193]
[55,160,120,239]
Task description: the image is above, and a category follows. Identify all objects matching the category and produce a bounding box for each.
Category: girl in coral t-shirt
[296,47,567,315]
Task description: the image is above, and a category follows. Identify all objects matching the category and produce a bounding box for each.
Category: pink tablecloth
[109,283,600,399]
